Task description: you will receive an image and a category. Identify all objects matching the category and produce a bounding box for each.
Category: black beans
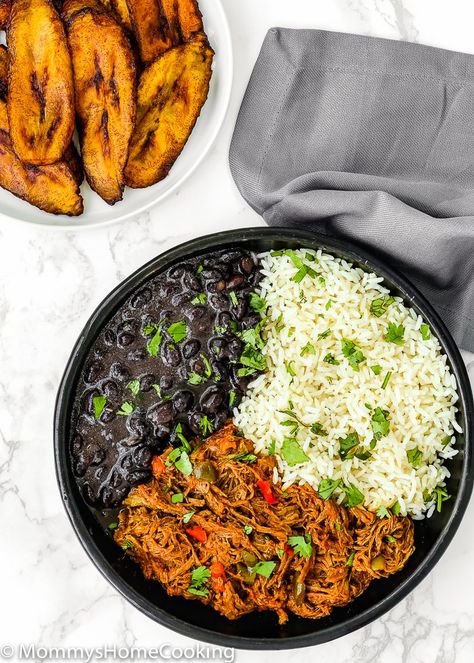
[130,288,152,309]
[172,390,194,412]
[162,341,181,367]
[183,339,200,358]
[200,387,225,413]
[72,247,265,509]
[148,401,174,426]
[84,361,103,384]
[110,362,131,382]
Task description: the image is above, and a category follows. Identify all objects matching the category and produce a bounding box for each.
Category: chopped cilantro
[237,367,258,377]
[229,391,236,408]
[346,551,355,567]
[117,401,135,416]
[371,365,382,375]
[385,535,396,543]
[317,329,331,340]
[121,540,133,550]
[318,478,341,500]
[280,438,310,466]
[243,525,253,535]
[175,423,191,451]
[286,361,296,377]
[310,422,327,436]
[239,343,266,371]
[249,292,267,314]
[376,505,390,518]
[252,561,276,579]
[433,487,451,512]
[200,354,213,379]
[325,300,333,310]
[168,320,188,343]
[196,264,204,275]
[420,323,431,340]
[229,291,238,308]
[287,534,313,558]
[406,446,423,468]
[370,296,395,317]
[191,293,207,306]
[441,435,452,448]
[188,372,206,385]
[175,450,193,476]
[107,521,118,530]
[381,371,392,389]
[127,379,140,397]
[338,431,360,459]
[268,440,276,455]
[171,492,184,503]
[385,322,405,345]
[93,395,107,420]
[341,338,366,371]
[147,325,163,357]
[391,501,401,516]
[151,384,161,397]
[323,352,340,365]
[371,407,390,440]
[183,511,195,524]
[231,452,257,464]
[300,342,316,356]
[188,566,211,597]
[343,483,364,507]
[200,415,214,436]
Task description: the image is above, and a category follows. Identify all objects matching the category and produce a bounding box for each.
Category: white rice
[234,249,460,518]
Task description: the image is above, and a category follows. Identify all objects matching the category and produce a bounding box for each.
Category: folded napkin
[230,28,474,351]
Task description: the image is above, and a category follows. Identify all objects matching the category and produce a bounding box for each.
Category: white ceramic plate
[0,0,233,228]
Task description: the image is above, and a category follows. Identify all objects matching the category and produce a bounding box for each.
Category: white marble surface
[1,0,474,661]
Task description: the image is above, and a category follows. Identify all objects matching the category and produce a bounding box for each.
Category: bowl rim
[54,226,474,649]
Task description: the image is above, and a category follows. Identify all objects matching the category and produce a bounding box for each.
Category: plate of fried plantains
[0,0,232,226]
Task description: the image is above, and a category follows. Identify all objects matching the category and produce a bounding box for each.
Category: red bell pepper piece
[210,561,225,578]
[185,526,207,543]
[257,479,278,504]
[151,455,166,478]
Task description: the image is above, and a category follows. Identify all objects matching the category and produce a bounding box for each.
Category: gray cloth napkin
[229,28,474,351]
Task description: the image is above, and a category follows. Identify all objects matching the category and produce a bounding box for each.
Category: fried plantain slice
[0,101,83,215]
[7,0,75,165]
[126,0,203,65]
[125,35,213,189]
[110,0,131,30]
[0,0,10,29]
[0,45,8,102]
[63,0,136,205]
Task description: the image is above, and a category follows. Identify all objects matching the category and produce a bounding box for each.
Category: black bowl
[54,227,474,649]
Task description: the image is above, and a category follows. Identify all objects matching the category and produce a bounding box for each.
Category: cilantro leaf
[323,352,340,365]
[385,322,405,345]
[317,329,331,340]
[406,446,423,468]
[243,525,253,535]
[300,342,316,356]
[252,561,276,578]
[188,372,206,385]
[127,379,140,397]
[171,492,184,503]
[343,483,364,507]
[188,566,211,597]
[318,478,340,500]
[168,320,188,343]
[371,407,390,440]
[288,534,313,558]
[420,323,431,340]
[338,431,360,459]
[183,511,195,524]
[191,293,207,306]
[249,292,267,314]
[200,415,214,436]
[281,438,309,466]
[310,422,327,436]
[370,296,395,317]
[117,401,135,416]
[175,450,193,476]
[229,291,238,307]
[376,505,390,518]
[93,395,107,420]
[147,326,163,357]
[341,338,366,371]
[371,365,382,375]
